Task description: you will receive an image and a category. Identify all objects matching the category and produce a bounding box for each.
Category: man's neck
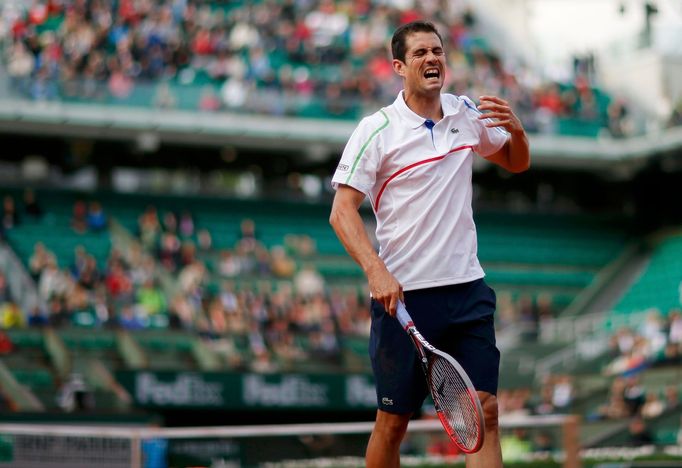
[403,90,443,122]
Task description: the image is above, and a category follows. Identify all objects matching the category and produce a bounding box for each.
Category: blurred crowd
[2,190,682,449]
[0,191,371,373]
[496,290,556,341]
[0,0,642,136]
[604,309,682,376]
[593,375,679,423]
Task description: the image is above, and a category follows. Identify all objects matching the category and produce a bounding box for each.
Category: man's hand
[366,262,404,316]
[477,95,525,135]
[476,95,530,174]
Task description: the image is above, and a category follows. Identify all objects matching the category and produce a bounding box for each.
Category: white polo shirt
[332,91,509,291]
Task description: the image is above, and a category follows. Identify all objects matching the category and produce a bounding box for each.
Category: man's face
[393,31,445,97]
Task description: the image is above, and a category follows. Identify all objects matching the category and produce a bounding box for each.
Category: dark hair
[391,20,443,62]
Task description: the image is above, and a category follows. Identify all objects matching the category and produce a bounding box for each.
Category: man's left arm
[477,95,530,174]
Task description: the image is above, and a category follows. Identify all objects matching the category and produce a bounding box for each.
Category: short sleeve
[460,96,510,158]
[331,111,387,195]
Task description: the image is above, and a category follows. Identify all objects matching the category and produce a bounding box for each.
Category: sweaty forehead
[405,32,443,53]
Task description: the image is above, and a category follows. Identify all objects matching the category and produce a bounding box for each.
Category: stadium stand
[0,188,639,406]
[0,0,636,136]
[0,0,681,465]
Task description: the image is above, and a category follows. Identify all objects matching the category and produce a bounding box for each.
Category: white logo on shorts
[381,397,393,406]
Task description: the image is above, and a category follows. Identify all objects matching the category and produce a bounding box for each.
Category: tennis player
[329,20,530,468]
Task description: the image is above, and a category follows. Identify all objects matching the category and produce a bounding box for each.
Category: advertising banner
[115,371,377,411]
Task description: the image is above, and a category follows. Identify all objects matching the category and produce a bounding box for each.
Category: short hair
[391,20,443,63]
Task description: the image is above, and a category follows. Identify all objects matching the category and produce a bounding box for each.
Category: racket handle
[396,301,413,329]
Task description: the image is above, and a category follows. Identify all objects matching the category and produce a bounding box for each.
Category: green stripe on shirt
[345,109,389,184]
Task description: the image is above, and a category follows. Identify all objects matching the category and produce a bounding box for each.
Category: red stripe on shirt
[373,145,473,210]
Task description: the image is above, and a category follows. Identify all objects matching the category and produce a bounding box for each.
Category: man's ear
[392,59,406,77]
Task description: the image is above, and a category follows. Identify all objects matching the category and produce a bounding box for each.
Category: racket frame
[396,301,485,453]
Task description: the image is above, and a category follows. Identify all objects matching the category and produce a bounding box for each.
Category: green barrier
[115,370,377,411]
[0,435,12,462]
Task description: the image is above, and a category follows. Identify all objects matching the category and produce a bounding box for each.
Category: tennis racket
[396,301,485,453]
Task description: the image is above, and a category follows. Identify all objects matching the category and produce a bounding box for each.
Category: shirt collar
[393,91,460,129]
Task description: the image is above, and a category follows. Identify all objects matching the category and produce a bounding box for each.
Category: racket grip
[396,301,412,329]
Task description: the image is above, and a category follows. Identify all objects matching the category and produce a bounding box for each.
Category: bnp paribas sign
[119,371,376,410]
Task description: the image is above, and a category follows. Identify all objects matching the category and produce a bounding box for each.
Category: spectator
[536,293,555,322]
[27,307,48,328]
[136,278,167,317]
[0,302,24,329]
[669,99,682,128]
[218,250,241,278]
[501,428,532,462]
[1,195,20,234]
[71,200,88,233]
[70,246,88,280]
[284,234,316,257]
[57,373,95,412]
[294,263,325,298]
[22,189,43,219]
[86,201,107,232]
[668,309,682,347]
[607,98,631,138]
[641,391,665,419]
[626,416,654,446]
[663,385,679,409]
[0,330,13,354]
[153,82,177,109]
[551,375,574,410]
[237,218,261,254]
[179,240,197,267]
[309,319,340,363]
[29,242,53,280]
[0,273,13,305]
[198,86,222,112]
[47,297,70,327]
[7,42,34,96]
[178,210,194,238]
[623,376,646,416]
[270,246,296,279]
[593,378,629,420]
[162,211,178,234]
[118,305,145,330]
[108,62,134,99]
[105,261,133,301]
[533,385,556,416]
[157,232,181,271]
[38,258,67,301]
[138,205,161,249]
[518,295,539,342]
[532,431,555,452]
[77,255,101,290]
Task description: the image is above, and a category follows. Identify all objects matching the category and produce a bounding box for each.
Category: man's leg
[465,391,502,468]
[366,409,412,468]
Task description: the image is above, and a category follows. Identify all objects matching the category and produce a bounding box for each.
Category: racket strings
[429,356,481,450]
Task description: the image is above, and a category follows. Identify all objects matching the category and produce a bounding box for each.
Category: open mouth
[423,68,440,81]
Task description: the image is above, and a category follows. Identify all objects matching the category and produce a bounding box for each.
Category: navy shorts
[369,278,500,414]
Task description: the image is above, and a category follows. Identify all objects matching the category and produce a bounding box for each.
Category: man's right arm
[329,184,403,315]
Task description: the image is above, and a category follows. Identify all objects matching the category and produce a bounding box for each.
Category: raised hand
[477,95,525,134]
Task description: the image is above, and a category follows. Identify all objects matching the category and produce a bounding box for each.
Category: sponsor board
[116,371,376,410]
